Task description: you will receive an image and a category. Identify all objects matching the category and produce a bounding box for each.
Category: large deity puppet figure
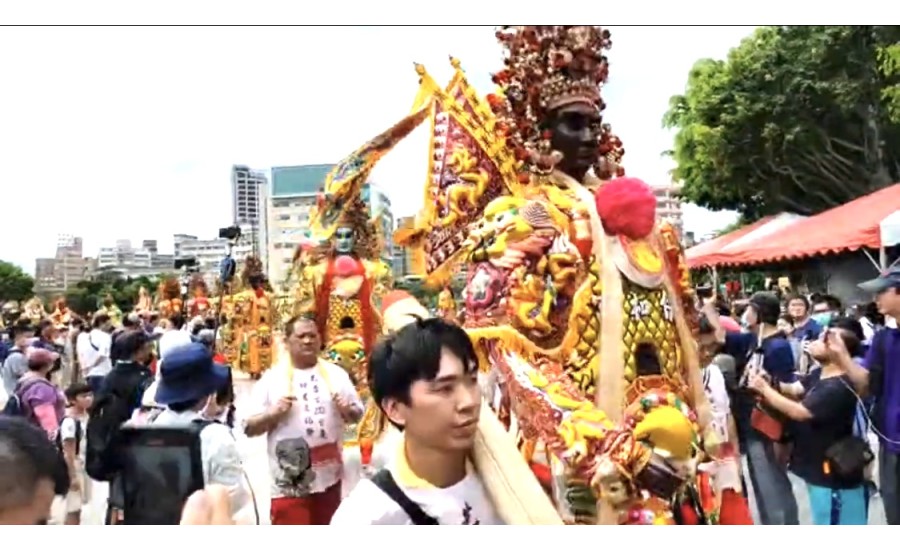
[186,274,213,318]
[134,285,153,313]
[436,286,458,323]
[393,27,711,525]
[96,293,123,327]
[223,256,274,379]
[284,115,428,472]
[49,296,72,326]
[156,277,183,319]
[21,297,46,326]
[290,210,392,397]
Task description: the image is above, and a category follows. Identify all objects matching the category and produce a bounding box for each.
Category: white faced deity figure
[334,226,355,255]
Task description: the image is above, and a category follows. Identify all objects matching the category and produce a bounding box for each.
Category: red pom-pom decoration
[334,255,362,277]
[594,177,657,239]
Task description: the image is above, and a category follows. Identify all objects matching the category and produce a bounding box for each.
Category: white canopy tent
[879,209,900,269]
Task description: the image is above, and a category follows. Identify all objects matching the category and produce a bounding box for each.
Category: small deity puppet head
[591,455,634,511]
[102,293,115,308]
[334,225,355,255]
[241,256,267,291]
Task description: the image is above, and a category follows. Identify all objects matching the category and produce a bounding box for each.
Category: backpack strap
[371,469,439,525]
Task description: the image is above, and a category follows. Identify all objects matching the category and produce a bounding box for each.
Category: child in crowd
[60,382,93,525]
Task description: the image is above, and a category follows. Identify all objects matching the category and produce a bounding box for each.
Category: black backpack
[1,376,52,419]
[85,365,153,482]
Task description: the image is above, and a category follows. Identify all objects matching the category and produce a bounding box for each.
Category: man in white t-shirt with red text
[244,315,363,525]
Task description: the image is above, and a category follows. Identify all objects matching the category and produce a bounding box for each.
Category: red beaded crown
[489,26,625,178]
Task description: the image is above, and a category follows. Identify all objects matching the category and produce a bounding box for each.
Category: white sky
[0,26,753,274]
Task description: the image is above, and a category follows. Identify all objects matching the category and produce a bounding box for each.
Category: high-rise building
[653,182,684,239]
[267,164,394,286]
[96,238,175,278]
[231,165,269,269]
[267,164,332,286]
[392,216,418,280]
[362,183,395,263]
[173,233,249,288]
[34,235,94,295]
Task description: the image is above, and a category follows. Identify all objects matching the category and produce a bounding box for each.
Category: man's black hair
[204,317,217,330]
[92,313,111,329]
[715,302,731,318]
[749,292,781,326]
[786,293,809,311]
[368,317,478,425]
[122,313,139,329]
[823,294,843,311]
[828,316,864,358]
[116,329,151,359]
[37,318,54,334]
[9,321,35,339]
[169,313,186,330]
[0,417,69,515]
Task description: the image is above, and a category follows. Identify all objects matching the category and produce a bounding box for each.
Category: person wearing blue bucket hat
[155,343,230,406]
[150,343,253,522]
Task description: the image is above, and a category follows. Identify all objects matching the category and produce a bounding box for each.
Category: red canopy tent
[698,184,900,267]
[686,216,775,267]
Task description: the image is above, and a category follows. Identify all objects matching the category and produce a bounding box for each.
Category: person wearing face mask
[702,292,799,525]
[810,295,842,327]
[150,343,252,523]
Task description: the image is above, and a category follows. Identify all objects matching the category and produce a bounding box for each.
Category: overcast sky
[0,26,754,273]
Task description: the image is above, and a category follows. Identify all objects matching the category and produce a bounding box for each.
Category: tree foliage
[64,273,159,316]
[880,42,900,123]
[664,26,900,221]
[0,260,35,302]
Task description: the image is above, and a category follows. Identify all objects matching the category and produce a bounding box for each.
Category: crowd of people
[1,264,899,526]
[0,308,241,525]
[695,266,900,525]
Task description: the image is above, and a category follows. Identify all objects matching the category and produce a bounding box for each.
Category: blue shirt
[864,328,900,453]
[793,318,824,342]
[723,331,796,445]
[723,331,796,384]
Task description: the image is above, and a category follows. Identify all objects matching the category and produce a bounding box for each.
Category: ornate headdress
[240,255,266,288]
[158,277,181,301]
[489,26,625,178]
[188,273,209,297]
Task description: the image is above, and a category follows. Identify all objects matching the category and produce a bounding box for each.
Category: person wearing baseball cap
[702,291,799,525]
[848,266,900,524]
[12,348,65,439]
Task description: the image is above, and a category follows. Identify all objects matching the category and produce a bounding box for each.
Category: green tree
[64,272,159,315]
[879,42,900,122]
[664,26,900,221]
[0,260,35,302]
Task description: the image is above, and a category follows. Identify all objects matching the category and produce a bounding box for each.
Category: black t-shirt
[789,370,860,488]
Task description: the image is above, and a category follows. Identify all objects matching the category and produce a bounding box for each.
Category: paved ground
[69,378,885,525]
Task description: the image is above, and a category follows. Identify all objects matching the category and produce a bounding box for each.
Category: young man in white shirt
[244,315,363,525]
[77,314,113,394]
[331,317,501,525]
